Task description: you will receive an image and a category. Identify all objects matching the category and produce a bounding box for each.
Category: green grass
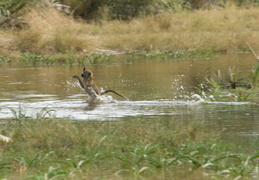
[0,53,116,66]
[0,114,258,179]
[196,64,259,102]
[0,50,215,67]
[139,50,215,60]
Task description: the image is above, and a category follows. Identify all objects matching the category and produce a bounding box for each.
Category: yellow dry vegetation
[13,8,100,54]
[1,5,259,55]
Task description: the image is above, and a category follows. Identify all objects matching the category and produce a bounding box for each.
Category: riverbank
[1,6,259,57]
[1,115,258,179]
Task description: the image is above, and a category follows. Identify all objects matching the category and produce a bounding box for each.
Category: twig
[246,41,259,60]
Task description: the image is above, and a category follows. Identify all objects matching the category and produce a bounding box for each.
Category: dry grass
[3,5,259,54]
[100,7,259,52]
[13,7,100,54]
[0,30,15,56]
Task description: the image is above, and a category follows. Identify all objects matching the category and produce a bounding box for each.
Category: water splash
[171,74,193,100]
[0,96,252,121]
[86,94,117,104]
[171,75,214,103]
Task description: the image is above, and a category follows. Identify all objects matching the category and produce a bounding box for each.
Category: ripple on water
[0,95,254,121]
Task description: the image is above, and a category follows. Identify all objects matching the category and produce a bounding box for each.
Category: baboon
[72,67,129,100]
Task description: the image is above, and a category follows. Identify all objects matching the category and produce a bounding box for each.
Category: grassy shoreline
[0,115,258,179]
[1,6,259,56]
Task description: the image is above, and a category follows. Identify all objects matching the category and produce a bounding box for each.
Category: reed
[250,63,259,88]
[197,64,259,102]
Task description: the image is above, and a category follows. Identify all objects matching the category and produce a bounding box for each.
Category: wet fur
[72,67,129,100]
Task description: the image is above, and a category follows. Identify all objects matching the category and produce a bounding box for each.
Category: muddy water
[0,53,259,138]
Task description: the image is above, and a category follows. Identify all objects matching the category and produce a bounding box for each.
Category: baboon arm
[72,75,85,89]
[91,83,102,95]
[102,90,129,100]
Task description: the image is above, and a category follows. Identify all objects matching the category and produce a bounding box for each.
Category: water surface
[0,53,258,138]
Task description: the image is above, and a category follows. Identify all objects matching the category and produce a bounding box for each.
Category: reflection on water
[0,53,258,137]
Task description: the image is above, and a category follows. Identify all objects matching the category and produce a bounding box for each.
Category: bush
[0,0,28,27]
[57,0,194,21]
[2,0,259,24]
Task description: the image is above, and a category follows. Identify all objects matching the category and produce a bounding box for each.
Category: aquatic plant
[250,63,259,88]
[0,56,12,65]
[62,53,76,66]
[41,56,55,66]
[196,65,259,102]
[6,104,30,121]
[140,50,215,60]
[14,151,54,168]
[81,53,114,64]
[116,165,153,179]
[19,53,55,66]
[231,87,252,102]
[0,158,10,179]
[0,111,258,179]
[41,166,69,179]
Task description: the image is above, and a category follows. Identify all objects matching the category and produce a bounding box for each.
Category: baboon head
[81,67,93,80]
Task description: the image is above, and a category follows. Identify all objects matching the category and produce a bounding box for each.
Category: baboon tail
[102,90,129,100]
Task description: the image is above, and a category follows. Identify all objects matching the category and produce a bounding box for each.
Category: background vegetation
[2,0,259,22]
[1,0,259,56]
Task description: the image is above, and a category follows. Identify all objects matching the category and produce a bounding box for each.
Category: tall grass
[13,7,100,54]
[251,63,259,88]
[100,7,259,52]
[1,5,259,55]
[1,114,258,179]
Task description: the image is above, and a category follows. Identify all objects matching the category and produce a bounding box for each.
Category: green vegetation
[140,50,215,60]
[0,111,258,179]
[196,64,259,102]
[0,49,216,67]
